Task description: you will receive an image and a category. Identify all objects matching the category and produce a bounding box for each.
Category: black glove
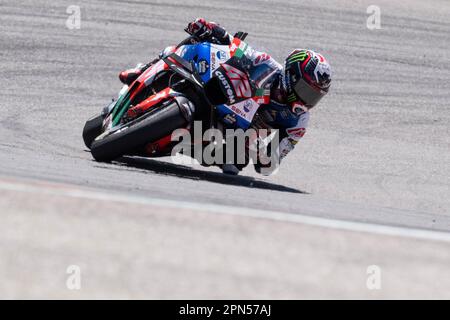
[186,18,213,39]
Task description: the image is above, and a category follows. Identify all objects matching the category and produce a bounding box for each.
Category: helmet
[284,49,332,110]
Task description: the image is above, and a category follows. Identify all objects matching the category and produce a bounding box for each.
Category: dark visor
[293,78,325,108]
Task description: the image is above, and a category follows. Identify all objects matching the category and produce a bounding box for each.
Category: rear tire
[90,102,187,162]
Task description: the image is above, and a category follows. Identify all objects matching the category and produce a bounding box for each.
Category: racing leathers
[118,19,310,174]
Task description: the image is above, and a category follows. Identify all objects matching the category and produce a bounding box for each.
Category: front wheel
[90,102,189,162]
[82,114,104,149]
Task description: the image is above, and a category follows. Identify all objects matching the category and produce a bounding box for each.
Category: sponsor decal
[216,50,227,61]
[197,59,209,75]
[223,113,237,124]
[214,70,236,104]
[225,99,259,123]
[230,104,246,117]
[210,51,216,69]
[243,100,252,113]
[288,50,309,63]
[211,47,229,73]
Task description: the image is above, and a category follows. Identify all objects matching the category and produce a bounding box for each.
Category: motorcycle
[82,30,275,172]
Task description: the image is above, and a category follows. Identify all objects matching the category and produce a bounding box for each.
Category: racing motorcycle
[82,30,274,171]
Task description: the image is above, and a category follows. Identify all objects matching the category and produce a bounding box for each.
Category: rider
[118,18,332,175]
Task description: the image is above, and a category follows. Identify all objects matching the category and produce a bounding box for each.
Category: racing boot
[118,58,159,85]
[119,63,146,85]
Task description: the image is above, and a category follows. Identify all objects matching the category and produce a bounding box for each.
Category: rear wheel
[90,102,188,162]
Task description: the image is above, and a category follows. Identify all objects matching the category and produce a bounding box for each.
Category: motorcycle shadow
[113,156,307,194]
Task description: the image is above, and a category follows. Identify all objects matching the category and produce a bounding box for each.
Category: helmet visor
[293,78,326,108]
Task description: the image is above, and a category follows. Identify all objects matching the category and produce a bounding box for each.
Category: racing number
[221,64,252,99]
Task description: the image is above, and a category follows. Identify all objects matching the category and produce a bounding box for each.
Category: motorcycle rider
[118,18,332,175]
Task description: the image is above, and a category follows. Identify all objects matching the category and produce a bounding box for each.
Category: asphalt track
[1,0,450,298]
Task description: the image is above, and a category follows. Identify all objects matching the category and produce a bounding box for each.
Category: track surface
[1,0,450,298]
[1,0,450,228]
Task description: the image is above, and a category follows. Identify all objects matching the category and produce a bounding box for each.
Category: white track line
[1,177,450,243]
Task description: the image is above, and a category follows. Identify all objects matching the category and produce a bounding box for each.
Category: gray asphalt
[1,0,450,299]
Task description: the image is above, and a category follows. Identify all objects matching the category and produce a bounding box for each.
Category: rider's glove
[187,18,213,39]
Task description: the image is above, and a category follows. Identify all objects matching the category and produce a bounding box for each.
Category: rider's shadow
[106,156,307,194]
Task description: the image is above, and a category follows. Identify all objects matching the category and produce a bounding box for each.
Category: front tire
[90,102,188,162]
[82,114,104,149]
